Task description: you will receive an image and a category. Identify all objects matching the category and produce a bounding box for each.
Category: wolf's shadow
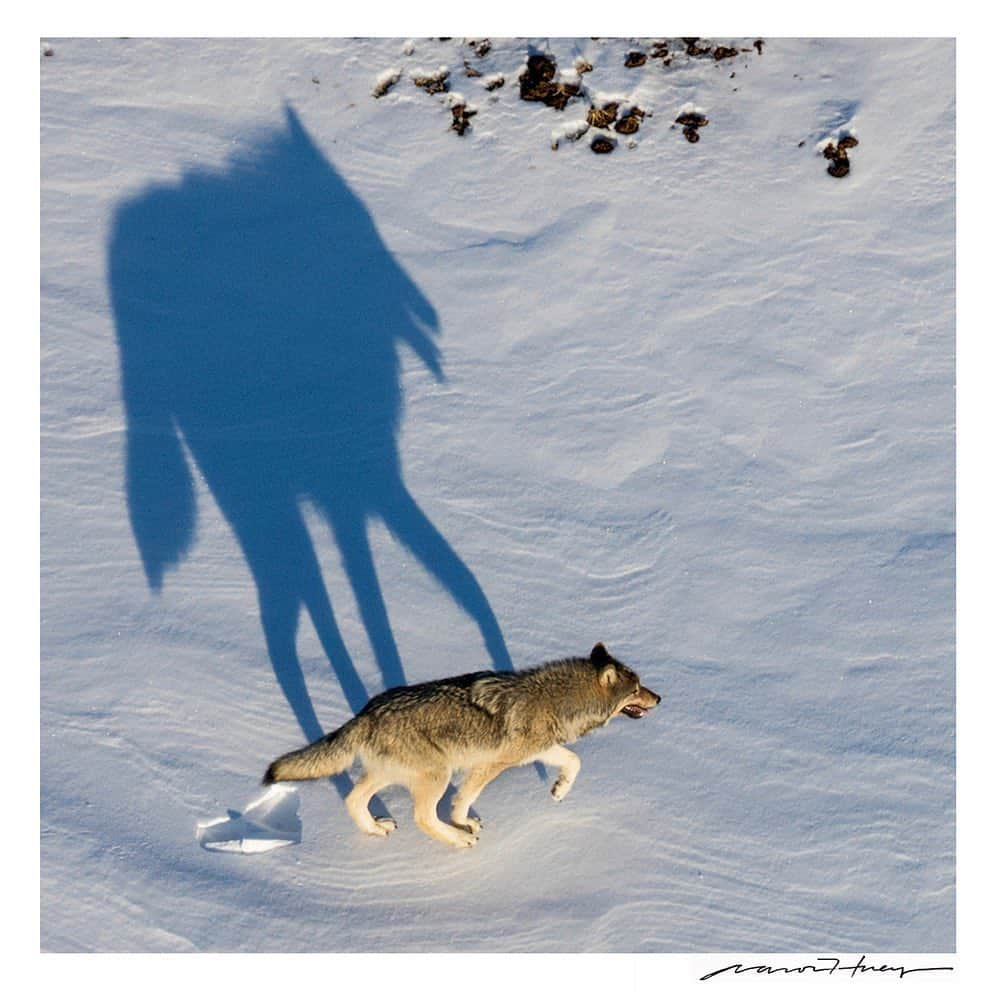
[109,107,512,763]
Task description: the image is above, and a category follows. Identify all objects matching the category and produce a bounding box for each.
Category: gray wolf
[263,642,661,848]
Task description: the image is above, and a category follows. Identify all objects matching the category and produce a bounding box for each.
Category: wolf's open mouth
[620,704,648,719]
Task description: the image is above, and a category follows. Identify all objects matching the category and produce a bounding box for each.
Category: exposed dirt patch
[823,134,859,177]
[524,53,556,84]
[676,111,709,128]
[519,53,580,111]
[680,38,749,62]
[371,39,766,153]
[683,38,713,57]
[674,111,708,142]
[413,69,450,94]
[450,104,477,136]
[587,103,619,128]
[676,110,709,143]
[615,116,640,135]
[615,104,646,135]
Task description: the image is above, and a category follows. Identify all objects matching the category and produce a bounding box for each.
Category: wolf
[263,642,660,847]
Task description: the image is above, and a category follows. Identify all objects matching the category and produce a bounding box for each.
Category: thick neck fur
[508,658,620,744]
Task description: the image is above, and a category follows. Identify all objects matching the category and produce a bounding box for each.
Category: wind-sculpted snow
[41,37,954,953]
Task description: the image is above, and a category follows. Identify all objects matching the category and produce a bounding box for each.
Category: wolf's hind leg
[345,770,396,836]
[410,771,478,848]
[531,745,581,801]
[451,762,510,833]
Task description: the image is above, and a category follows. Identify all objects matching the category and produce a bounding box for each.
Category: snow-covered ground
[40,36,954,953]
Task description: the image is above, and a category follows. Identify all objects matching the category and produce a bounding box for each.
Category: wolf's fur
[263,643,660,847]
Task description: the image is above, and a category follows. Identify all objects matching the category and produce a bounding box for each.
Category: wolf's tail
[263,717,364,784]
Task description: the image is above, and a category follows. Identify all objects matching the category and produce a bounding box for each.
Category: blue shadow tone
[109,106,512,748]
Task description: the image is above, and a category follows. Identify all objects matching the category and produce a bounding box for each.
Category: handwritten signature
[700,955,954,981]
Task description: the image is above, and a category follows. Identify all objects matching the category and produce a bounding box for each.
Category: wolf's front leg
[531,745,581,801]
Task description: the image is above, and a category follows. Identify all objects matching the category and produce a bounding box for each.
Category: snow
[196,785,302,853]
[40,36,954,955]
[372,68,402,99]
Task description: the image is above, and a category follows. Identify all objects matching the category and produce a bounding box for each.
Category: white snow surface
[41,37,954,952]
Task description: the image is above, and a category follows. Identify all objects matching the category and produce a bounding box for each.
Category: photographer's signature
[700,955,953,981]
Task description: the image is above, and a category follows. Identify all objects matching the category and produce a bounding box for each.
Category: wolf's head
[590,642,661,719]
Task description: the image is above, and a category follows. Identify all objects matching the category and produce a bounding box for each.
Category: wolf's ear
[590,642,611,667]
[599,664,618,686]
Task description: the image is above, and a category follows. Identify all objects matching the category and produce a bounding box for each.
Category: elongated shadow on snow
[109,107,513,775]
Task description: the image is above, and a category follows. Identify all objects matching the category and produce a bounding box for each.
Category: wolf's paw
[551,777,573,802]
[449,826,480,848]
[454,816,482,835]
[370,817,397,836]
